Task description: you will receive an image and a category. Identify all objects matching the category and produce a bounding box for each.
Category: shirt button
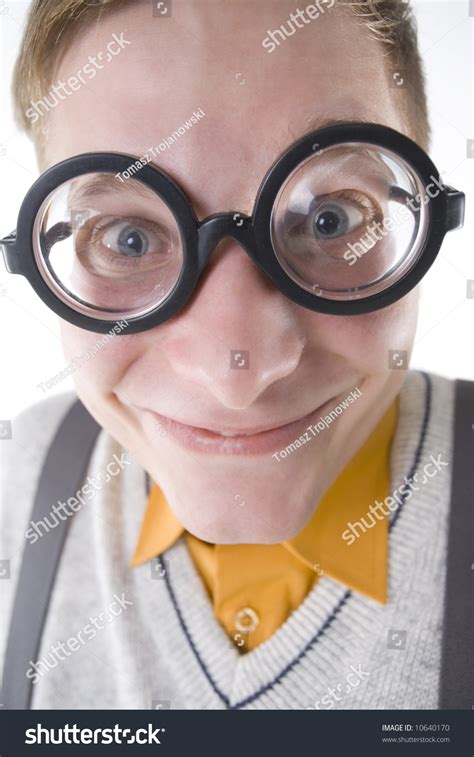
[234,607,260,633]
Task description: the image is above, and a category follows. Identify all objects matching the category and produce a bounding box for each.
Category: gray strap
[1,399,100,709]
[439,379,474,709]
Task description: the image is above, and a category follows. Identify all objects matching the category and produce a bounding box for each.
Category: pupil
[118,226,147,257]
[315,211,341,236]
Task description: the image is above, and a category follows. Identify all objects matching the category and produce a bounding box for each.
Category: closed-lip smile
[140,396,338,455]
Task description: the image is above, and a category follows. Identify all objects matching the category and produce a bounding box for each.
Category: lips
[141,396,337,456]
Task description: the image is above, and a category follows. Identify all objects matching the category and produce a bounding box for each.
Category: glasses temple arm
[41,222,73,259]
[389,184,465,233]
[2,222,73,275]
[0,230,21,274]
[444,186,465,232]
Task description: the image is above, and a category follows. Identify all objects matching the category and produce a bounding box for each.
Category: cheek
[303,289,419,372]
[59,321,142,394]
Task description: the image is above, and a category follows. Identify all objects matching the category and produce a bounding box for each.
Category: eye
[73,214,174,276]
[103,222,152,257]
[312,199,365,240]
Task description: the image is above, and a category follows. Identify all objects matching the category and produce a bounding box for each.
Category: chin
[183,515,308,545]
[153,456,320,544]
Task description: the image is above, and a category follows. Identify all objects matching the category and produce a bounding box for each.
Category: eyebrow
[69,173,155,206]
[288,114,380,143]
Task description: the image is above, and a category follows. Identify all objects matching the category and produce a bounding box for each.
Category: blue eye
[76,215,176,275]
[115,225,149,257]
[313,201,363,240]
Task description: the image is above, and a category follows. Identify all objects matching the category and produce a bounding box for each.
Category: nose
[160,238,306,409]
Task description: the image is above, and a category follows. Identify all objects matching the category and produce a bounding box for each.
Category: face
[45,0,418,543]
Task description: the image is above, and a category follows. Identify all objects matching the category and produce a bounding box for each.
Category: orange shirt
[131,401,397,651]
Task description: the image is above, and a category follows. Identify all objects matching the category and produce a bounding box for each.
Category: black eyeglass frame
[1,122,465,334]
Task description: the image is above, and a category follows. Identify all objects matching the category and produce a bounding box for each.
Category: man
[0,0,469,710]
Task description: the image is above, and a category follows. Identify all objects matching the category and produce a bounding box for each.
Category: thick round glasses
[1,122,465,334]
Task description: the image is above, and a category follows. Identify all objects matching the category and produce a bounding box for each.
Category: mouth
[141,396,339,456]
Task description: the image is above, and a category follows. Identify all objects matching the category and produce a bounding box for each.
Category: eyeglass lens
[271,142,429,300]
[33,173,184,320]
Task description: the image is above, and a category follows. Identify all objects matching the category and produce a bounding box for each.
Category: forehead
[46,0,403,216]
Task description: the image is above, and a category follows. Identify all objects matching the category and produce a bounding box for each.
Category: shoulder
[4,391,77,448]
[403,370,474,441]
[0,392,82,672]
[394,370,457,487]
[1,392,79,498]
[0,392,78,583]
[400,370,456,431]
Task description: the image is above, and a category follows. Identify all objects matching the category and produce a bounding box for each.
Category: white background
[0,0,473,418]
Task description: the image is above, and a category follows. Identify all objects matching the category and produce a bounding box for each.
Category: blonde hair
[12,0,430,160]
